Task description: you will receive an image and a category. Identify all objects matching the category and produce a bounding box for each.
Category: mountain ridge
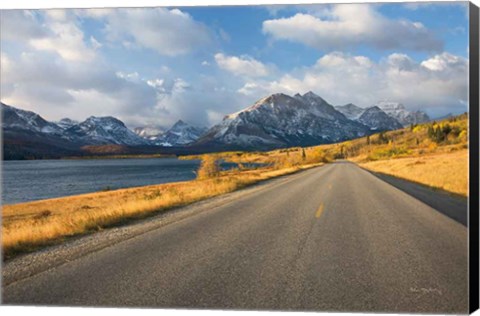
[375,101,430,126]
[335,101,430,127]
[194,92,372,150]
[2,92,432,158]
[148,120,207,147]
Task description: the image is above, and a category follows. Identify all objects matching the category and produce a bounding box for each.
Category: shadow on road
[362,169,468,226]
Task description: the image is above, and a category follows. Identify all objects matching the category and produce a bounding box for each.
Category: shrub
[196,155,220,179]
[34,210,52,220]
[367,146,411,161]
[309,148,331,163]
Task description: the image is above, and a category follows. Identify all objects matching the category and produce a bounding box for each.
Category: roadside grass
[332,115,467,162]
[357,150,468,196]
[2,160,322,259]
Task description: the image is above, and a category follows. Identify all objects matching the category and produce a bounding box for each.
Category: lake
[2,158,210,205]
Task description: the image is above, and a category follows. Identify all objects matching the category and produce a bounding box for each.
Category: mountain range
[2,93,431,159]
[133,120,207,147]
[373,101,430,126]
[195,92,370,149]
[193,92,429,150]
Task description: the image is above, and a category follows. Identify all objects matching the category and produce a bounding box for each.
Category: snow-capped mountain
[335,103,365,120]
[194,92,371,149]
[65,116,150,146]
[56,118,79,130]
[375,101,430,126]
[2,104,171,159]
[133,126,165,139]
[152,120,207,146]
[2,103,85,159]
[3,95,416,159]
[2,103,64,135]
[336,101,429,128]
[357,106,403,131]
[294,92,347,121]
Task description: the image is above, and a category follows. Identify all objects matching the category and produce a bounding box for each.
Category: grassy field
[2,148,324,258]
[337,114,469,196]
[358,150,468,196]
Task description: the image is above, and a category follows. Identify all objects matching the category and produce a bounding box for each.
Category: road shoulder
[360,167,467,226]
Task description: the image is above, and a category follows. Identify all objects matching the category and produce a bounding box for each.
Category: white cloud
[90,36,102,50]
[421,52,467,72]
[0,10,47,41]
[237,82,258,96]
[218,28,231,42]
[2,10,97,62]
[115,71,141,82]
[29,20,96,62]
[215,53,271,77]
[152,86,248,127]
[403,1,468,11]
[0,50,158,126]
[146,79,166,91]
[237,51,468,117]
[44,9,68,21]
[262,4,443,52]
[99,8,212,56]
[75,8,115,18]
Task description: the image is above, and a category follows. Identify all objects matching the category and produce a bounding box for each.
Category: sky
[0,1,470,129]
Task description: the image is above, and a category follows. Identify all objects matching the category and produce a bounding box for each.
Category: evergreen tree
[435,126,443,143]
[378,131,388,144]
[427,125,434,139]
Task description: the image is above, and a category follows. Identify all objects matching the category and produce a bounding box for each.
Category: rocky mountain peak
[149,120,207,147]
[375,100,430,126]
[376,100,406,111]
[56,118,79,129]
[171,119,189,128]
[358,106,403,130]
[2,102,64,135]
[194,92,370,150]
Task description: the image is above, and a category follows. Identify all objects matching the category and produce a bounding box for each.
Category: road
[2,162,468,313]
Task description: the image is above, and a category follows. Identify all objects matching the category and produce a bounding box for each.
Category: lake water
[2,158,209,205]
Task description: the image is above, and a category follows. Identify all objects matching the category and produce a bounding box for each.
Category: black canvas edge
[470,1,480,314]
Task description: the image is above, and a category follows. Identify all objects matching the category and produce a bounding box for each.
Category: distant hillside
[327,113,467,161]
[195,92,376,150]
[335,101,430,127]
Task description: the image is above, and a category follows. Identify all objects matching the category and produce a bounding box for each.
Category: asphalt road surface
[2,162,468,313]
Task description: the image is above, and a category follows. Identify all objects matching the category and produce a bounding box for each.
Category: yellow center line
[315,203,324,218]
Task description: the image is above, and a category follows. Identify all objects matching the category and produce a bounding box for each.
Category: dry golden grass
[332,114,468,161]
[2,162,321,258]
[317,114,469,197]
[359,150,468,196]
[181,144,332,168]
